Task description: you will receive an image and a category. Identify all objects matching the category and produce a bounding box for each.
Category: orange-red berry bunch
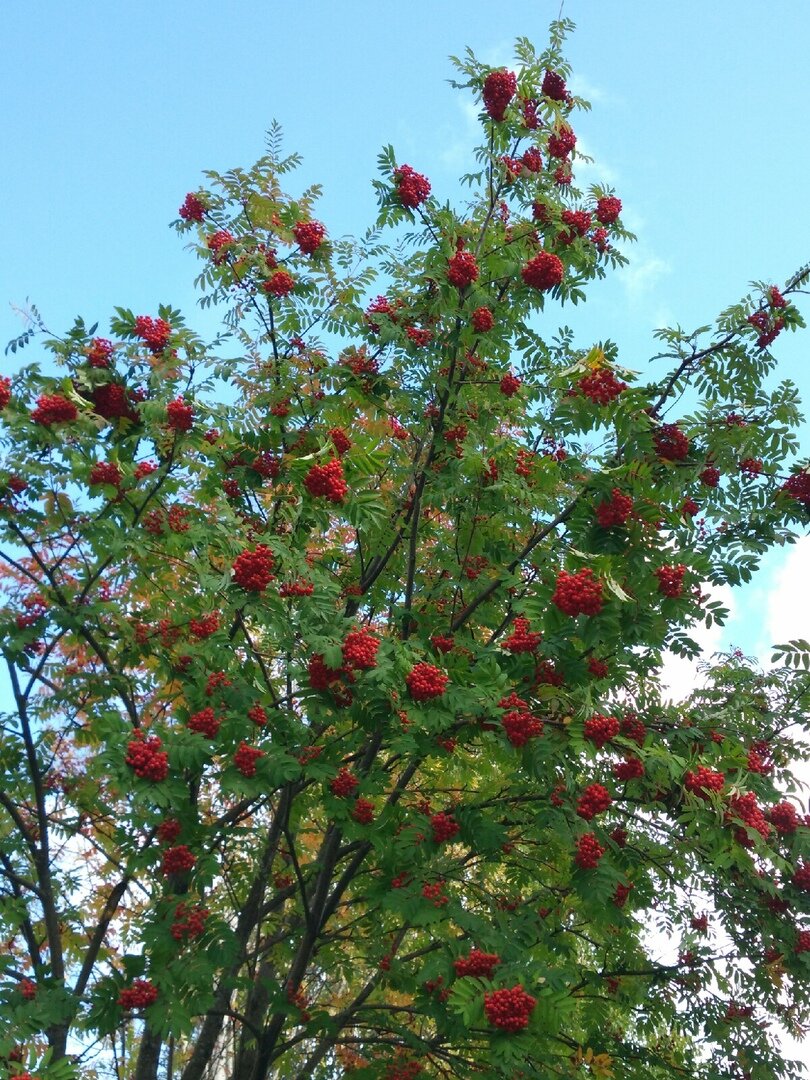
[232,544,275,591]
[521,251,564,291]
[118,979,158,1010]
[447,249,479,288]
[684,766,725,798]
[575,832,606,870]
[304,458,348,502]
[454,949,501,979]
[125,733,168,782]
[331,768,359,798]
[134,315,171,351]
[596,488,633,527]
[234,742,264,777]
[171,901,208,942]
[653,423,690,461]
[584,713,620,749]
[503,617,541,653]
[656,563,687,597]
[578,368,627,404]
[406,662,449,701]
[577,783,612,820]
[342,627,381,669]
[31,394,78,426]
[483,984,536,1031]
[293,220,326,254]
[431,811,460,844]
[166,397,194,431]
[394,164,431,209]
[162,845,196,876]
[482,69,517,121]
[551,568,603,616]
[187,707,221,738]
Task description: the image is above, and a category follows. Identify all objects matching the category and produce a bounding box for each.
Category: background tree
[1,18,810,1080]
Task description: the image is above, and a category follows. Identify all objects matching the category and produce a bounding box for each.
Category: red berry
[454,949,501,979]
[447,250,479,288]
[595,488,633,527]
[578,369,627,404]
[87,337,115,368]
[329,427,352,457]
[118,979,158,1010]
[541,69,568,101]
[331,768,359,798]
[406,662,449,702]
[653,424,690,461]
[134,315,171,352]
[595,196,622,225]
[125,733,168,782]
[521,251,564,291]
[770,801,799,835]
[351,797,375,825]
[684,766,725,798]
[293,220,326,255]
[430,811,460,844]
[502,617,541,653]
[166,396,194,431]
[551,568,604,617]
[232,545,275,592]
[206,230,234,264]
[782,471,810,507]
[342,627,381,670]
[304,458,348,503]
[234,741,265,778]
[484,984,536,1031]
[394,165,431,209]
[576,783,612,820]
[187,707,220,738]
[575,832,605,870]
[471,306,494,333]
[656,564,687,598]
[161,845,196,876]
[547,124,576,158]
[583,714,620,749]
[179,193,206,222]
[263,270,295,297]
[499,373,522,397]
[613,755,645,781]
[482,69,517,122]
[31,393,78,426]
[171,901,208,942]
[89,461,123,489]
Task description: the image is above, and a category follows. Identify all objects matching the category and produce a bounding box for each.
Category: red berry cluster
[134,315,171,352]
[782,471,810,507]
[179,192,206,221]
[521,251,564,291]
[522,147,543,172]
[304,458,348,502]
[206,230,234,264]
[385,1058,422,1080]
[232,544,275,591]
[279,579,314,598]
[205,671,232,696]
[499,693,543,747]
[125,733,168,782]
[447,249,479,288]
[578,368,627,404]
[157,818,182,844]
[89,461,123,489]
[189,612,219,638]
[575,832,606,870]
[293,219,326,254]
[171,901,208,941]
[653,424,690,461]
[31,393,78,426]
[342,627,381,670]
[595,196,622,224]
[20,977,37,1000]
[263,270,295,297]
[503,617,541,653]
[308,653,347,693]
[559,209,592,245]
[588,656,609,679]
[471,306,494,333]
[118,979,158,1010]
[656,564,686,598]
[682,497,699,516]
[483,984,536,1032]
[499,373,522,397]
[394,164,431,209]
[551,568,604,616]
[431,811,460,844]
[796,930,810,953]
[0,375,11,409]
[727,792,771,845]
[482,69,517,121]
[406,662,449,701]
[747,307,785,349]
[187,707,221,738]
[770,801,799,834]
[166,397,194,431]
[613,755,644,781]
[700,465,721,487]
[793,863,810,892]
[351,797,375,825]
[596,488,633,528]
[234,741,265,777]
[422,881,449,907]
[739,457,764,476]
[162,845,196,876]
[331,768,359,798]
[329,426,352,456]
[542,69,568,101]
[87,337,115,367]
[684,766,725,798]
[92,382,139,421]
[547,124,577,158]
[454,949,501,979]
[577,783,612,820]
[584,713,620,749]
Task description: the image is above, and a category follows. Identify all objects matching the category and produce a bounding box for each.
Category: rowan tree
[2,18,810,1080]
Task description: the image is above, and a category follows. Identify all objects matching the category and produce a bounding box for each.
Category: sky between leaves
[1,0,809,669]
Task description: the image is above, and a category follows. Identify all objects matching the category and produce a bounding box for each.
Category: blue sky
[2,0,809,662]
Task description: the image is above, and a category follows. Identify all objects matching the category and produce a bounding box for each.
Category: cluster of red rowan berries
[125,733,168,782]
[576,783,612,820]
[162,845,196,876]
[293,220,326,254]
[171,901,208,942]
[118,979,158,1010]
[613,882,633,908]
[578,368,627,404]
[521,251,564,291]
[263,270,295,297]
[596,488,633,528]
[166,396,194,431]
[483,984,536,1031]
[331,768,359,798]
[406,662,449,701]
[656,563,687,598]
[454,949,501,978]
[88,460,122,489]
[187,707,221,738]
[234,742,264,777]
[503,617,541,653]
[157,818,182,844]
[482,69,517,121]
[92,382,139,421]
[232,544,275,591]
[329,426,352,456]
[134,315,171,352]
[87,337,115,367]
[653,423,690,461]
[19,977,37,1000]
[179,192,206,221]
[0,376,11,409]
[471,306,494,333]
[31,393,78,426]
[552,568,604,616]
[279,579,314,598]
[422,881,449,907]
[430,812,460,844]
[613,756,644,781]
[447,249,479,288]
[727,792,771,845]
[684,766,725,798]
[247,704,267,727]
[189,612,219,638]
[583,713,620,749]
[342,627,381,669]
[499,372,522,397]
[575,832,606,870]
[769,801,799,834]
[304,458,348,502]
[394,164,431,209]
[351,798,375,825]
[498,693,543,748]
[206,230,234,264]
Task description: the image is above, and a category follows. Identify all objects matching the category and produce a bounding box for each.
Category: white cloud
[658,584,736,702]
[765,535,810,649]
